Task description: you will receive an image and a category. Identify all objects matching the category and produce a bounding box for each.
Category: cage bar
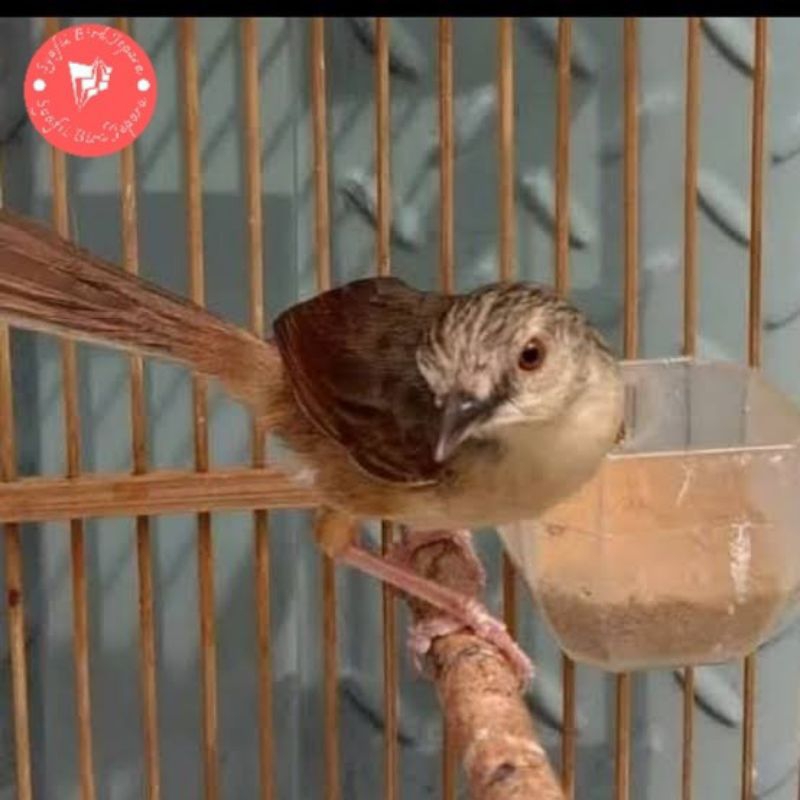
[554,19,572,299]
[436,18,459,799]
[375,19,391,280]
[497,15,519,647]
[497,17,515,285]
[742,655,757,800]
[622,18,640,362]
[741,16,768,800]
[177,19,220,799]
[0,467,313,522]
[681,671,695,800]
[115,17,162,800]
[372,17,400,800]
[554,17,577,799]
[1,521,30,800]
[614,676,632,800]
[0,142,33,800]
[682,19,701,361]
[0,166,32,799]
[438,19,454,297]
[43,17,98,800]
[747,18,767,372]
[680,16,701,800]
[615,16,640,800]
[240,17,276,800]
[309,18,341,800]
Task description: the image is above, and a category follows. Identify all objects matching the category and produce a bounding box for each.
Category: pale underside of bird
[0,209,625,682]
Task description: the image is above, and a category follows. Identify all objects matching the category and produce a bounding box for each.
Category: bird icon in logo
[68,59,113,110]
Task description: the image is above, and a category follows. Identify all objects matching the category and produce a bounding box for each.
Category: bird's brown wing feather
[273,276,452,484]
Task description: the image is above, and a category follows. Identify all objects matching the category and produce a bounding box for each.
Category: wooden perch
[0,466,318,523]
[400,532,564,800]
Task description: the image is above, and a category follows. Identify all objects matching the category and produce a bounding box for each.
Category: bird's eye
[518,338,546,371]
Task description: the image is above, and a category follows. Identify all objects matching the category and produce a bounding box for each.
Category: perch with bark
[394,529,564,800]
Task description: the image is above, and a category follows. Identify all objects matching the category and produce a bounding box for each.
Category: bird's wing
[273,276,452,484]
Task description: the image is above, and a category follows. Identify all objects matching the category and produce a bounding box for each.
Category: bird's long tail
[0,208,284,419]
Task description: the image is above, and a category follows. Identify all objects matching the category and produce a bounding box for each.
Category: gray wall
[1,16,800,799]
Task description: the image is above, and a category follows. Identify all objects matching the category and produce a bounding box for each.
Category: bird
[0,208,625,681]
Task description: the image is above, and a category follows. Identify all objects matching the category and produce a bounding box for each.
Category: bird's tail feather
[0,208,283,419]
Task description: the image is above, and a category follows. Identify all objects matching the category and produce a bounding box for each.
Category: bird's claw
[407,604,534,690]
[391,529,534,690]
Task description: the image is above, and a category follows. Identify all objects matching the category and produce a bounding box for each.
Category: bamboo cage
[0,15,795,800]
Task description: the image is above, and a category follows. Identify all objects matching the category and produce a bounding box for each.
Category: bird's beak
[434,392,494,463]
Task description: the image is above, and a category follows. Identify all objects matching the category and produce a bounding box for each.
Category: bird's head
[416,282,622,463]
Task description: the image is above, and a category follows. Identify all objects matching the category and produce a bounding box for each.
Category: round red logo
[24,23,158,158]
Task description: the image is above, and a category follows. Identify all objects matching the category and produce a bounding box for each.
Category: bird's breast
[398,380,624,530]
[448,426,601,524]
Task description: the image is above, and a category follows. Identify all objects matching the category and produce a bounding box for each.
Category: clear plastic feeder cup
[499,357,800,672]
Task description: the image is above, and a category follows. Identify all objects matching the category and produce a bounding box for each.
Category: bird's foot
[392,529,533,689]
[406,606,533,690]
[338,529,533,690]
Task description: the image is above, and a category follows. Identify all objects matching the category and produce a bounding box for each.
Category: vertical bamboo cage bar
[747,18,767,372]
[177,19,220,799]
[621,18,640,362]
[497,15,519,643]
[0,159,33,800]
[554,19,572,300]
[554,17,576,800]
[0,363,31,800]
[116,17,161,800]
[615,17,640,800]
[43,17,98,800]
[375,18,391,279]
[497,17,516,284]
[240,17,275,800]
[680,16,701,800]
[373,17,400,800]
[310,18,341,800]
[437,17,458,800]
[682,18,701,361]
[742,16,768,800]
[438,19,455,298]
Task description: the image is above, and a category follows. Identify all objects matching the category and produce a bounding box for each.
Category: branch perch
[399,531,564,800]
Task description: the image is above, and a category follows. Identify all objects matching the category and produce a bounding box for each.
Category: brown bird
[0,209,624,679]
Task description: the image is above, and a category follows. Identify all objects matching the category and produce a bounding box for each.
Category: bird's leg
[337,529,533,689]
[313,509,531,686]
[313,506,359,556]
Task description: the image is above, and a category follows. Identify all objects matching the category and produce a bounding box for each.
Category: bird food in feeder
[499,357,800,671]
